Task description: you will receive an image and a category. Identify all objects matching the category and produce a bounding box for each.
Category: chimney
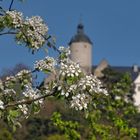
[133,65,139,73]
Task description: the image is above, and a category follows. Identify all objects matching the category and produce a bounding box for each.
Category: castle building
[69,23,140,108]
[69,23,92,74]
[44,23,140,108]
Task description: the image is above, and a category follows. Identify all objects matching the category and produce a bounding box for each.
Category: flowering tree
[0,0,138,139]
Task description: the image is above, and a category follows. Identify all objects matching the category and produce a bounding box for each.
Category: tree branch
[40,34,61,54]
[4,87,57,108]
[0,6,6,14]
[0,31,17,36]
[9,0,14,11]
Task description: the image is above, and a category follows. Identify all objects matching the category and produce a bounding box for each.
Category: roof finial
[79,14,83,24]
[77,14,84,34]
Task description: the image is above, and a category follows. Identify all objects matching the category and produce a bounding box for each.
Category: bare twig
[0,31,17,35]
[39,33,61,54]
[0,6,6,14]
[9,0,14,11]
[47,40,61,54]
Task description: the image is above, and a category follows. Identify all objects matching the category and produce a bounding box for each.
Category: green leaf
[9,110,20,118]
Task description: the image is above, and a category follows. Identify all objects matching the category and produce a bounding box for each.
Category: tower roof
[69,23,92,45]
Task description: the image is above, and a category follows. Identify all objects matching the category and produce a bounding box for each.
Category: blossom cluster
[58,84,77,97]
[57,87,70,97]
[78,75,108,95]
[70,94,90,110]
[34,56,56,72]
[57,74,108,110]
[0,68,43,116]
[5,10,48,51]
[4,70,32,87]
[59,46,71,57]
[69,76,108,110]
[22,84,43,105]
[18,104,28,115]
[0,69,32,112]
[5,76,16,87]
[6,10,23,28]
[60,60,82,77]
[16,69,32,82]
[16,69,31,77]
[0,87,16,106]
[23,16,48,50]
[0,70,31,101]
[3,89,16,96]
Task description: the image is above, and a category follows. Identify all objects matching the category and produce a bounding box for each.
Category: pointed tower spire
[69,23,92,45]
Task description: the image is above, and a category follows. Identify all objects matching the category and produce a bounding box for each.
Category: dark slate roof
[93,65,139,81]
[110,66,139,81]
[69,23,92,45]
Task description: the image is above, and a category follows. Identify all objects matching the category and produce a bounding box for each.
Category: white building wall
[133,74,140,107]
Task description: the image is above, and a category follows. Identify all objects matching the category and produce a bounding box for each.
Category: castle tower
[69,23,92,74]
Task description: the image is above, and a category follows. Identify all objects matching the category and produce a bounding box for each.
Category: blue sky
[0,0,140,74]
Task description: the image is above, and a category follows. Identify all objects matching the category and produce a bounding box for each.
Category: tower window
[84,45,87,48]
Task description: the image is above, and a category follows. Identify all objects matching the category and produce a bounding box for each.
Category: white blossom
[60,60,82,77]
[59,46,65,51]
[60,90,69,97]
[70,94,89,110]
[0,79,4,90]
[0,100,4,109]
[44,86,51,94]
[18,104,28,115]
[115,96,121,100]
[58,86,62,91]
[61,90,65,96]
